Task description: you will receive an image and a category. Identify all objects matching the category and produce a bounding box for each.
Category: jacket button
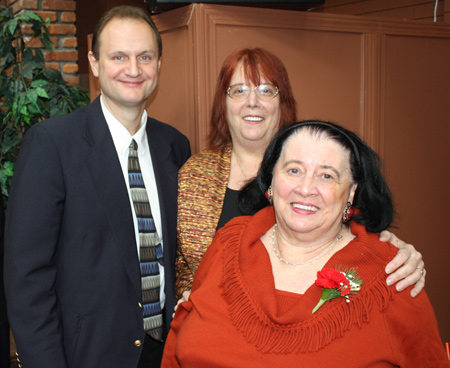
[134,340,142,347]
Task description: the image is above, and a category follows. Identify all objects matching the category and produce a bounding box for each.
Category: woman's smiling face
[272,129,357,240]
[225,62,281,150]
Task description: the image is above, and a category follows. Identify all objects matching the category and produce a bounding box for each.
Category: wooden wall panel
[383,34,450,343]
[146,7,197,152]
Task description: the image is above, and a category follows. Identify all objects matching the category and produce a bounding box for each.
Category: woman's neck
[228,144,265,190]
[273,223,352,266]
[262,223,355,295]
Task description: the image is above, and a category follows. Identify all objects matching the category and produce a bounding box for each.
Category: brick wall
[2,0,79,86]
[313,0,449,23]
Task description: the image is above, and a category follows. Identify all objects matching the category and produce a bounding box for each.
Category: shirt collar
[100,95,148,156]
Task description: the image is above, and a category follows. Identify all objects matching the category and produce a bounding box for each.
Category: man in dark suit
[4,6,190,367]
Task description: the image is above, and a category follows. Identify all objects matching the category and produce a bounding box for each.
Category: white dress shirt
[100,96,165,308]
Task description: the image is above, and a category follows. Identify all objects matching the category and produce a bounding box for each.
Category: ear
[348,183,358,204]
[88,51,99,78]
[157,58,161,73]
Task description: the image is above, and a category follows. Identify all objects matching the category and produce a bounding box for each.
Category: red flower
[315,268,349,290]
[312,266,363,314]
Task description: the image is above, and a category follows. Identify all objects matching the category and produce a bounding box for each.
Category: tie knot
[130,139,138,151]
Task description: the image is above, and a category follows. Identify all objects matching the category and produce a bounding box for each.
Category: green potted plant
[0,6,90,207]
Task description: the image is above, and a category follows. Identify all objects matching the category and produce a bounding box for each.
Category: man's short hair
[91,5,162,60]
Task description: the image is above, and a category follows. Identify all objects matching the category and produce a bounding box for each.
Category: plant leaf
[27,102,41,115]
[31,79,49,88]
[6,18,18,36]
[0,7,90,203]
[41,33,54,51]
[35,87,49,98]
[0,127,21,155]
[26,89,38,103]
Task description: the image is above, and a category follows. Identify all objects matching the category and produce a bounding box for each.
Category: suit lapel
[83,98,142,299]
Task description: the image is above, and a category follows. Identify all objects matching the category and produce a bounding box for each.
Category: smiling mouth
[121,80,145,85]
[243,116,263,122]
[292,203,319,212]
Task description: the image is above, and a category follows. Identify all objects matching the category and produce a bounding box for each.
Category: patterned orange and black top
[176,144,232,298]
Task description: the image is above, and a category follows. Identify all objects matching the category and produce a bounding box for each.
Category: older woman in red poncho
[163,121,449,367]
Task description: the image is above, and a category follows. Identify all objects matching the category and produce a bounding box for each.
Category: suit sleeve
[384,288,450,367]
[180,135,191,166]
[4,125,69,367]
[170,126,191,169]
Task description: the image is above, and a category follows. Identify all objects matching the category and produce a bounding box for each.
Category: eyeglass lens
[227,84,278,100]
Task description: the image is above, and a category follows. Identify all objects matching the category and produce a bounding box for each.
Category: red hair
[208,48,297,149]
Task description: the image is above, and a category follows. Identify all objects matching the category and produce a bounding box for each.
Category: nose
[295,174,318,197]
[245,88,261,107]
[126,58,142,77]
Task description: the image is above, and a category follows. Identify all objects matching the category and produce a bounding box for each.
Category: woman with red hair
[175,48,424,303]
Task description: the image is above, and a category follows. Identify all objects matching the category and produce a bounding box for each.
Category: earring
[342,202,353,223]
[265,186,273,205]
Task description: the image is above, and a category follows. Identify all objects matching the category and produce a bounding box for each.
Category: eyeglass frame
[226,83,280,101]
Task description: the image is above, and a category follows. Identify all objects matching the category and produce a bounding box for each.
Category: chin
[242,130,269,142]
[285,219,320,234]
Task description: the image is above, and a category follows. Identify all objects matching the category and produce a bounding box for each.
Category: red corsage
[312,267,362,314]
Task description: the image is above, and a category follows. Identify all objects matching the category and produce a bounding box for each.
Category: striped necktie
[128,139,163,341]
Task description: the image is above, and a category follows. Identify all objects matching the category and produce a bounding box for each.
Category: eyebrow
[139,50,158,55]
[321,165,342,179]
[281,160,342,179]
[108,49,157,56]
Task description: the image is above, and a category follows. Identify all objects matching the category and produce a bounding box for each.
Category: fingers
[388,259,424,291]
[385,244,425,297]
[379,230,396,244]
[173,289,192,318]
[379,230,406,249]
[181,290,191,302]
[385,240,422,273]
[385,243,422,283]
[410,267,426,298]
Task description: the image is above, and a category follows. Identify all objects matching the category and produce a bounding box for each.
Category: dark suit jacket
[4,97,191,367]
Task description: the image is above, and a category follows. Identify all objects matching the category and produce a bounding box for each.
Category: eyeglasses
[226,83,279,101]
